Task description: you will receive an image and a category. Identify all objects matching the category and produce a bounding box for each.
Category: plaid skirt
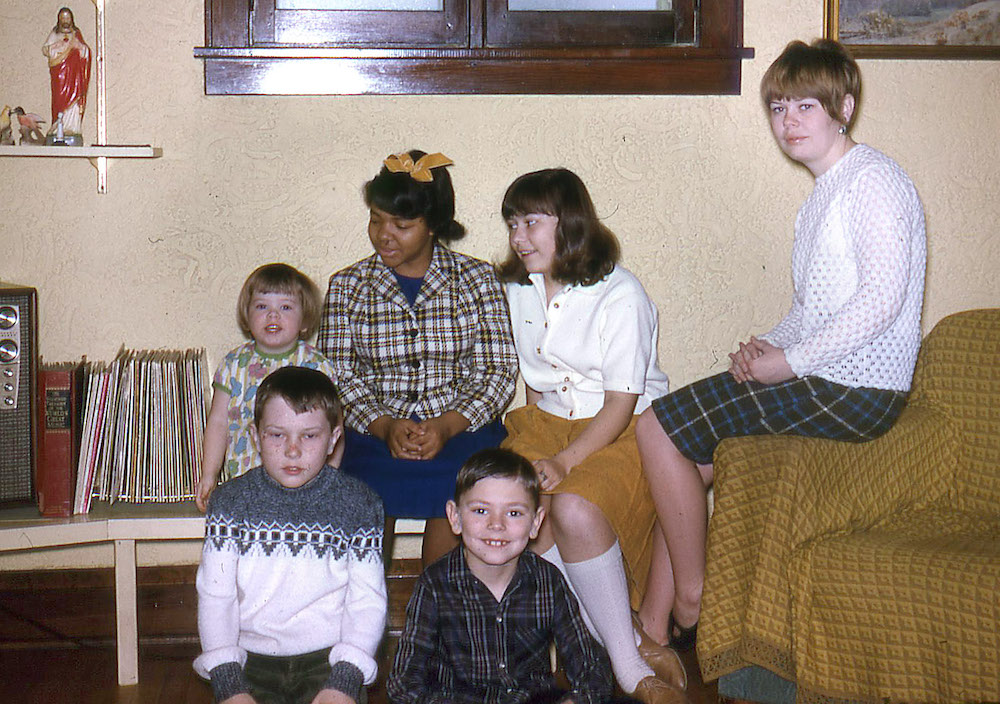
[651,372,907,465]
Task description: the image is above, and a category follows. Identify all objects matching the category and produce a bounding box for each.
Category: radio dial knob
[0,306,17,330]
[0,340,18,363]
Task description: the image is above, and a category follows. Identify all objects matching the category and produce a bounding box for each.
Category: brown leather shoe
[632,613,688,690]
[630,675,691,704]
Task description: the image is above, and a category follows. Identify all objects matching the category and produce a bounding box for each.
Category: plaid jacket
[318,245,517,433]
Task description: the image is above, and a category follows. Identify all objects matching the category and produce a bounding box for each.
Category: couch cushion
[789,505,1000,703]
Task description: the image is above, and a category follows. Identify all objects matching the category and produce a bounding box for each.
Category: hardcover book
[36,360,85,516]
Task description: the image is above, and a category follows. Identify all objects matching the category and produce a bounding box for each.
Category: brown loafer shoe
[632,613,688,690]
[630,675,691,704]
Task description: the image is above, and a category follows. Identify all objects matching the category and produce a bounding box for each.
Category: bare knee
[549,493,616,555]
[635,407,664,446]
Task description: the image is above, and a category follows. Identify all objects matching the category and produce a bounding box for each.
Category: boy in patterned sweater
[195,366,386,704]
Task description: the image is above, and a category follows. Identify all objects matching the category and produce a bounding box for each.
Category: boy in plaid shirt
[388,448,614,704]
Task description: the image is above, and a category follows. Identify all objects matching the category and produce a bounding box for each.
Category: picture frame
[824,0,1000,59]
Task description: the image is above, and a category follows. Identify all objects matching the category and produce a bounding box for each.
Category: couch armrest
[715,402,957,548]
[699,403,958,683]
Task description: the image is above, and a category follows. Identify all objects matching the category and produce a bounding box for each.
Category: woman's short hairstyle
[497,168,620,287]
[364,149,466,243]
[254,366,342,431]
[760,39,862,128]
[454,448,541,510]
[237,263,323,340]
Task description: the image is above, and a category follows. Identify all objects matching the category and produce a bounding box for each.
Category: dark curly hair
[363,149,466,243]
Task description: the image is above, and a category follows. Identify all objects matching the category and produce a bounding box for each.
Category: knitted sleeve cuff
[209,661,251,702]
[324,661,364,701]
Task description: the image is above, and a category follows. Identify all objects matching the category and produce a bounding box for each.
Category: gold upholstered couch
[698,308,1000,704]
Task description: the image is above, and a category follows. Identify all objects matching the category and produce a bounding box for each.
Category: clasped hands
[728,336,794,385]
[372,413,466,461]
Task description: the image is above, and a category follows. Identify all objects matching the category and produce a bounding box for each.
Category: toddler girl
[319,150,518,568]
[195,263,337,511]
[498,168,686,704]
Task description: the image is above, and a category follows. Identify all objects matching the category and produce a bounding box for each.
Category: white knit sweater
[194,465,386,701]
[761,144,926,392]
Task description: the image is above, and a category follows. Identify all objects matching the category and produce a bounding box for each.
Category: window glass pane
[276,0,442,9]
[508,0,670,9]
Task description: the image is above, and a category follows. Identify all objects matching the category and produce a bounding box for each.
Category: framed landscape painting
[825,0,1000,58]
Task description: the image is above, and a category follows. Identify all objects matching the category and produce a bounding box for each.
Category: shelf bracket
[90,0,108,193]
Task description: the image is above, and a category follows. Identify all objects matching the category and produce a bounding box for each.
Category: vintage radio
[0,282,38,505]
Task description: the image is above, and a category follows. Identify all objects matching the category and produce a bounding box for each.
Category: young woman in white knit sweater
[633,38,927,652]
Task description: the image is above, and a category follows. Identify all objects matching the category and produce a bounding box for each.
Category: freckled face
[368,205,434,278]
[251,397,340,489]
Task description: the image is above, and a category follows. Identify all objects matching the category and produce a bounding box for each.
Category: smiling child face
[446,476,544,578]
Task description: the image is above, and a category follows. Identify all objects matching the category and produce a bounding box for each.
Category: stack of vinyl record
[73,348,207,513]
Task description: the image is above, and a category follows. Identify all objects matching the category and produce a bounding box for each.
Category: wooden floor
[0,563,717,704]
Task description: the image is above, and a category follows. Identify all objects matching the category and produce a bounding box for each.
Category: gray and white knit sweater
[193,464,386,702]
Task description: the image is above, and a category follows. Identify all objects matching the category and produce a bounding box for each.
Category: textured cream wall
[1,0,999,568]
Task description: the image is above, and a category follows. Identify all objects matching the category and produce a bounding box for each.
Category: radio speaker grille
[0,283,38,505]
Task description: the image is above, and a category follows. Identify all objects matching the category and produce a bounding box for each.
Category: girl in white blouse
[635,39,926,654]
[499,168,687,704]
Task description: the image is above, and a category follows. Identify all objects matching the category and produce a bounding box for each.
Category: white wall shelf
[0,0,162,193]
[0,145,161,158]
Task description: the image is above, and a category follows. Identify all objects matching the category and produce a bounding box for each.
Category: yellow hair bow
[384,152,454,182]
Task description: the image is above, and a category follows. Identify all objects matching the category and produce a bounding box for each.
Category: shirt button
[551,364,557,369]
[408,392,417,402]
[407,329,418,338]
[536,347,541,354]
[553,303,560,309]
[564,376,570,382]
[543,322,548,328]
[496,616,502,623]
[498,662,506,669]
[410,359,420,369]
[569,410,574,417]
[561,386,567,392]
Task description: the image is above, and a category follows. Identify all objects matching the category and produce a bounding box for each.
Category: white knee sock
[561,541,654,693]
[537,543,601,641]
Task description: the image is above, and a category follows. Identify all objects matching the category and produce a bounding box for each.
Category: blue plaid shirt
[389,547,614,704]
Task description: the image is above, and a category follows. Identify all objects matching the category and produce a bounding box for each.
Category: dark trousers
[244,648,367,704]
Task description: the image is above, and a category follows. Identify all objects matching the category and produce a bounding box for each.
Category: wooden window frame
[194,0,753,95]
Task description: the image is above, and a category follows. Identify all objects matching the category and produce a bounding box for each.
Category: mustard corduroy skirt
[502,404,656,608]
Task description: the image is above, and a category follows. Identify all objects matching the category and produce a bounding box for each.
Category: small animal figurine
[0,106,12,145]
[11,107,47,145]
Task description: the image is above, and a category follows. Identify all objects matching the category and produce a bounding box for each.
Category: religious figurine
[42,7,91,146]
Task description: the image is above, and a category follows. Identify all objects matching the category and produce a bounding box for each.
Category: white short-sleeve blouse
[505,266,669,421]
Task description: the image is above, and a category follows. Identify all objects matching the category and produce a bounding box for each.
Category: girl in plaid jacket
[319,150,518,568]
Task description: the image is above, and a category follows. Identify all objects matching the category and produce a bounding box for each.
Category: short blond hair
[236,263,323,339]
[760,39,861,128]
